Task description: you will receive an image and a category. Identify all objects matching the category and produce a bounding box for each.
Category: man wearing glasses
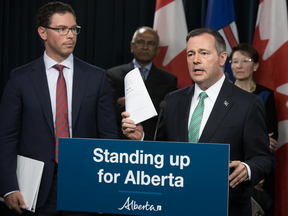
[0,2,117,215]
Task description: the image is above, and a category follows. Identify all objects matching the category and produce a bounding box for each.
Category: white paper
[16,155,44,212]
[124,68,157,124]
[0,156,45,212]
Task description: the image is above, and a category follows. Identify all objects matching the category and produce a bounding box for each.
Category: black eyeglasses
[44,26,81,36]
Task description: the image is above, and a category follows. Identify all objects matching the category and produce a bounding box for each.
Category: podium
[57,138,229,215]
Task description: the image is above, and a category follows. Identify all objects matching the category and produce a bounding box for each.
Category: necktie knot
[139,67,147,81]
[200,92,208,100]
[53,64,65,73]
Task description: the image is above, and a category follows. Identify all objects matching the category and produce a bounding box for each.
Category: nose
[235,61,243,67]
[143,42,148,49]
[66,29,74,38]
[193,53,200,64]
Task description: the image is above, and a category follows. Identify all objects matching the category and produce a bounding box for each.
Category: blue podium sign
[57,138,229,215]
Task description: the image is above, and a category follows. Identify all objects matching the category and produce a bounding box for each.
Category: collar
[194,73,225,103]
[44,51,74,70]
[133,59,152,72]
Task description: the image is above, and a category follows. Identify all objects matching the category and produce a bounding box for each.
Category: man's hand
[4,191,27,215]
[269,133,278,153]
[117,97,125,106]
[254,179,265,191]
[229,160,248,188]
[121,112,143,140]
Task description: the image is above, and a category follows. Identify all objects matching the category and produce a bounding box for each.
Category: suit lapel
[30,57,54,135]
[178,85,195,142]
[199,78,234,143]
[72,57,89,129]
[123,62,135,75]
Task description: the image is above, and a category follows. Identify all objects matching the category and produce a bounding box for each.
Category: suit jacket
[156,78,273,216]
[106,61,177,139]
[0,56,118,208]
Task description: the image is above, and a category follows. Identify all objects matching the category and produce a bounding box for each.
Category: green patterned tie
[188,92,208,143]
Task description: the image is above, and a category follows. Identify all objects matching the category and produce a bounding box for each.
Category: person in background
[106,26,177,139]
[0,2,117,215]
[230,43,278,216]
[121,28,273,216]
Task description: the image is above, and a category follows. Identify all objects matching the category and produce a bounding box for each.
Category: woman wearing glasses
[230,43,278,216]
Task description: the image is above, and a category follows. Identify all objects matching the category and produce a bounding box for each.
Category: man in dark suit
[0,2,117,215]
[121,28,273,216]
[106,26,177,139]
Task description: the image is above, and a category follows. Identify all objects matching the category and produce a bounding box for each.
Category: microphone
[154,101,167,141]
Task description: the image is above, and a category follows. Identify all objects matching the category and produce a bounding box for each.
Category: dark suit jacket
[0,56,118,208]
[106,61,177,139]
[156,78,273,216]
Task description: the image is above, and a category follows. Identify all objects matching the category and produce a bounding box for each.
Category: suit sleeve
[243,96,273,186]
[96,71,118,139]
[106,69,125,123]
[0,71,21,195]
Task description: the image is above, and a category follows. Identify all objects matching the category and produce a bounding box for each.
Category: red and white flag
[153,0,192,89]
[253,0,288,215]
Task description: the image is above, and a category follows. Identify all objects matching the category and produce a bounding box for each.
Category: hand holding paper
[124,68,157,124]
[121,111,144,140]
[4,191,27,215]
[0,156,44,212]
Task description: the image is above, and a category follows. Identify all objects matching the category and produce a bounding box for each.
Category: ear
[254,62,259,71]
[38,27,47,41]
[219,51,227,67]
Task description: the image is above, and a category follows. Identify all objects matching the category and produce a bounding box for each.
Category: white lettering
[93,148,103,162]
[180,155,190,170]
[93,148,164,169]
[124,170,183,187]
[97,169,120,183]
[118,197,160,212]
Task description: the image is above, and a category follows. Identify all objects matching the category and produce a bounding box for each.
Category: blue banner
[205,0,239,82]
[57,138,229,215]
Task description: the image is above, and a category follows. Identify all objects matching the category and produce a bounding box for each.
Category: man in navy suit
[0,2,117,215]
[106,27,177,139]
[121,28,273,216]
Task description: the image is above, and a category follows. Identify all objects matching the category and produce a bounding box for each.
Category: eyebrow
[187,48,209,53]
[54,24,77,28]
[198,48,209,52]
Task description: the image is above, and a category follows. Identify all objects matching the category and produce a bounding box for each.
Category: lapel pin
[224,100,229,106]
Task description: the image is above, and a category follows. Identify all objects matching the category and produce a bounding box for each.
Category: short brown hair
[186,28,226,56]
[36,1,76,42]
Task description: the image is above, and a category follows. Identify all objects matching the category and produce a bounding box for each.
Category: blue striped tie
[188,92,208,143]
[139,68,147,81]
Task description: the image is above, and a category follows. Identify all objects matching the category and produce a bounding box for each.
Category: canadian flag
[253,0,288,215]
[153,0,192,89]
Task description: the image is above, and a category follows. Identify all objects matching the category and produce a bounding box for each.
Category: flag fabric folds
[253,0,288,215]
[205,0,239,82]
[153,0,191,89]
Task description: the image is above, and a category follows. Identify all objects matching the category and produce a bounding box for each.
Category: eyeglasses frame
[43,26,81,36]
